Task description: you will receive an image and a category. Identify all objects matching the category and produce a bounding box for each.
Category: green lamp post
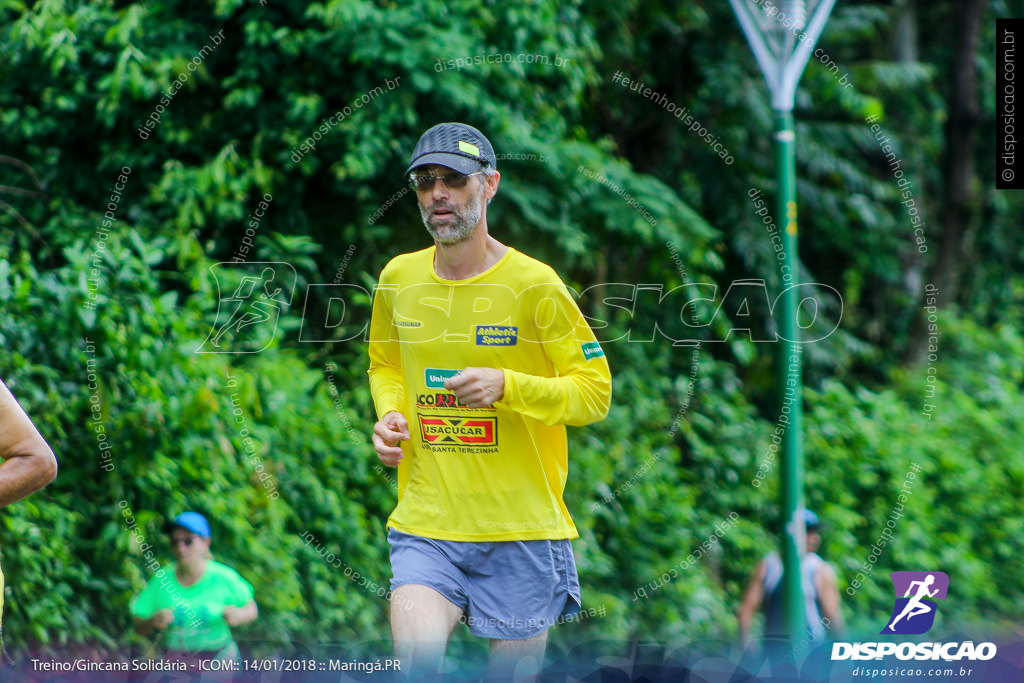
[728,0,837,641]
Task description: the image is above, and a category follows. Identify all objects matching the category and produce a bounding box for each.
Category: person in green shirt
[131,512,257,664]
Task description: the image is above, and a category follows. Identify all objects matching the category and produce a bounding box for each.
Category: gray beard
[420,182,485,245]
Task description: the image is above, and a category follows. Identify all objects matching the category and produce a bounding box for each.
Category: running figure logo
[882,571,949,635]
[197,263,296,354]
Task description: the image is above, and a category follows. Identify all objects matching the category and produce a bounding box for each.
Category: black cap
[405,122,497,176]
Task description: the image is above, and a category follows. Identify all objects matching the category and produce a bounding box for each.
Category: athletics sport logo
[198,263,296,353]
[882,571,949,635]
[476,325,517,346]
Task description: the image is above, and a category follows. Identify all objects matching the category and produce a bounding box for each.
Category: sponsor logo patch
[582,341,605,360]
[416,393,474,408]
[476,325,517,346]
[419,415,497,446]
[424,368,460,389]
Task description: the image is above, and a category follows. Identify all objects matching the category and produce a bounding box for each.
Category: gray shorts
[388,528,581,640]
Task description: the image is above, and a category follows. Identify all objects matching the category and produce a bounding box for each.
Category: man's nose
[430,178,451,201]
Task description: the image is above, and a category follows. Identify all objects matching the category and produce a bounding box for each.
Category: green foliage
[0,222,394,653]
[0,0,1020,663]
[800,314,1024,637]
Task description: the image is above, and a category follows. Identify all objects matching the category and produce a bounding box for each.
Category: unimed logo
[424,368,460,389]
[832,571,997,664]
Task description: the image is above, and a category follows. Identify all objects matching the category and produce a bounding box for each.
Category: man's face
[413,164,488,246]
[170,529,208,563]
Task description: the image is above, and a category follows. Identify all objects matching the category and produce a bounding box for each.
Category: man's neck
[176,558,207,586]
[433,223,507,280]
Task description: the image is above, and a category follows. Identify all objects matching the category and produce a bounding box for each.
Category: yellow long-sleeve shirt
[367,246,612,541]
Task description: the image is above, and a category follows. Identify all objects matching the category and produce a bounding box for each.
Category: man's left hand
[222,605,243,626]
[444,367,505,408]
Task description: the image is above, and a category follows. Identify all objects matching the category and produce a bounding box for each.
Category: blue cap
[167,512,211,539]
[804,509,820,530]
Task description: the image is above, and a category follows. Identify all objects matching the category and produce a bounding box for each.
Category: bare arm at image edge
[737,559,766,646]
[0,380,58,507]
[816,562,846,639]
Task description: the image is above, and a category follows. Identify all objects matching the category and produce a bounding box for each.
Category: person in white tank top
[737,509,846,648]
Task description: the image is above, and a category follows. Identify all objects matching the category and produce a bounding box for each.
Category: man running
[368,122,612,680]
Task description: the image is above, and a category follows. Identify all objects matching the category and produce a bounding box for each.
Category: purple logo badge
[882,571,949,635]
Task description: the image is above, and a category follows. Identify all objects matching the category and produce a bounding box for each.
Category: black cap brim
[405,152,484,176]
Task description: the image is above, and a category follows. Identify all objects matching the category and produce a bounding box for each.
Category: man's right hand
[151,609,174,629]
[373,411,409,467]
[134,608,174,636]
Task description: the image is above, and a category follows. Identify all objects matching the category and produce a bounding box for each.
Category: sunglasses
[408,170,484,192]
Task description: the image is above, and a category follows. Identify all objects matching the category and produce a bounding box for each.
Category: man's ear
[485,170,500,203]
